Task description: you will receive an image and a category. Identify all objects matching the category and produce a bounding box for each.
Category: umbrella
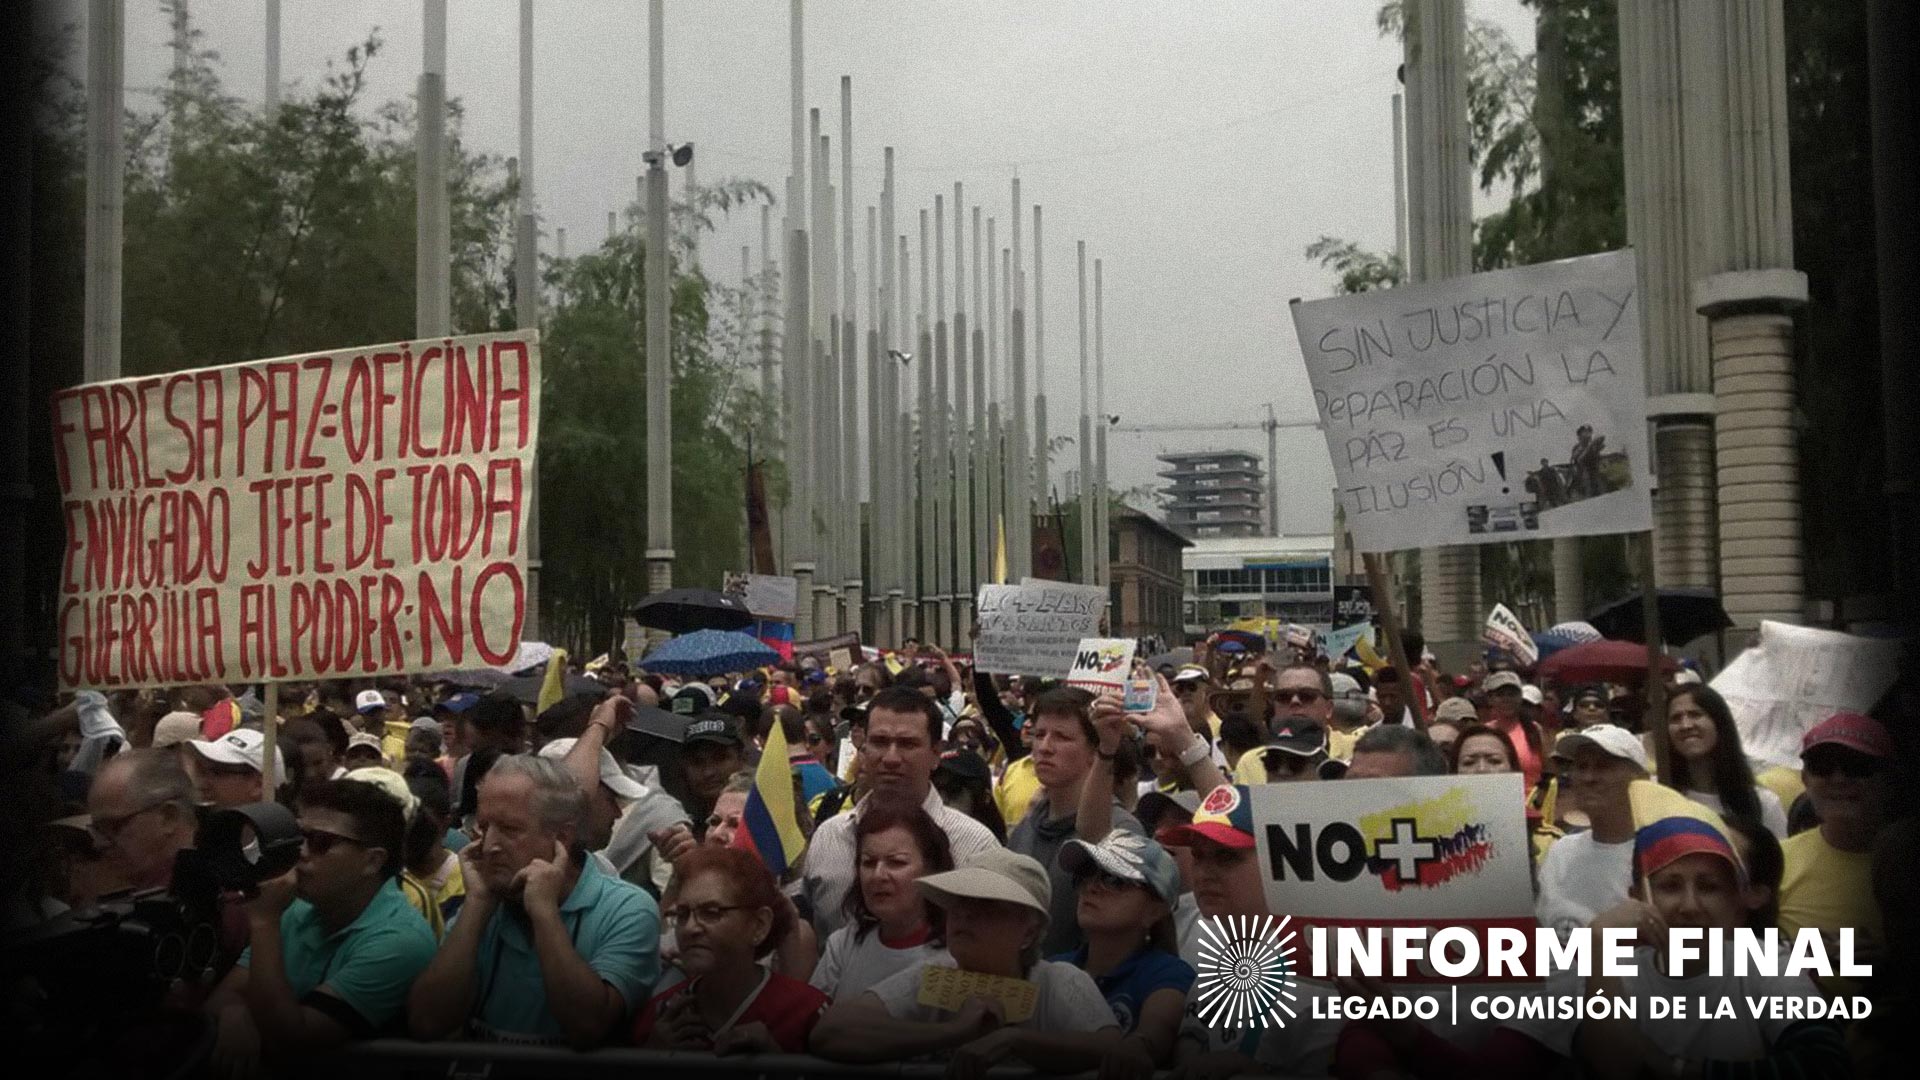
[631,588,755,634]
[500,671,607,705]
[626,703,691,743]
[638,629,779,677]
[428,668,514,691]
[1146,647,1194,671]
[1586,589,1732,646]
[1537,639,1679,686]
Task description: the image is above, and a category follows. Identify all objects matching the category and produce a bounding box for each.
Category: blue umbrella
[639,629,780,677]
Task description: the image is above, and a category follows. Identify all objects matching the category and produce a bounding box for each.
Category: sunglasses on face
[1273,688,1324,705]
[301,827,366,856]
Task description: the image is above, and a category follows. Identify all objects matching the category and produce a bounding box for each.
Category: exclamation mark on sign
[1490,451,1509,494]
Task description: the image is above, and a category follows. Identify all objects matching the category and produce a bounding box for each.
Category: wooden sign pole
[262,681,280,797]
[1363,552,1429,727]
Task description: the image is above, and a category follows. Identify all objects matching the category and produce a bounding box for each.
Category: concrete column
[1621,0,1718,594]
[1403,0,1481,641]
[1701,278,1806,630]
[1685,0,1804,632]
[1551,537,1585,624]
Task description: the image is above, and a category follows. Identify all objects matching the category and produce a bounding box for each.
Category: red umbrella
[1537,639,1678,686]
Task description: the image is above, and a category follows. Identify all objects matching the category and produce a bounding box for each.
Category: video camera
[3,801,305,1067]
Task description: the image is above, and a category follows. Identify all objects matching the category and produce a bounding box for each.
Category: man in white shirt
[1535,724,1647,934]
[804,687,999,937]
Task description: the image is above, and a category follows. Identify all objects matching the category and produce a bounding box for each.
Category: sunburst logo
[1193,915,1299,1029]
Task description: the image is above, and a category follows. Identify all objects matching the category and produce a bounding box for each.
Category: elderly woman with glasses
[632,845,831,1054]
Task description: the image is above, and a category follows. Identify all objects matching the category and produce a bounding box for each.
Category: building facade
[1157,450,1265,539]
[1109,507,1191,648]
[1181,534,1337,636]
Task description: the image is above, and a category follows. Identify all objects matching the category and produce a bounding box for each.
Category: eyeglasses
[665,902,747,927]
[1082,869,1143,893]
[300,827,367,856]
[93,800,169,842]
[805,732,827,744]
[1805,753,1882,780]
[1273,689,1324,705]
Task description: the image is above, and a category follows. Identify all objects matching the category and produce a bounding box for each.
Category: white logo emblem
[1193,915,1298,1029]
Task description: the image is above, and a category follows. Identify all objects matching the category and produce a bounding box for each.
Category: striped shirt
[803,786,1000,939]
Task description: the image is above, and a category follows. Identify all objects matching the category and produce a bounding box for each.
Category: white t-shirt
[1504,944,1822,1061]
[811,925,951,1002]
[865,960,1118,1033]
[1683,786,1788,839]
[1536,831,1634,935]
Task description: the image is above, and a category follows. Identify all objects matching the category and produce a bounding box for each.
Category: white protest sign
[1322,621,1371,661]
[1290,249,1651,551]
[1483,603,1539,666]
[1066,637,1136,698]
[53,331,540,689]
[974,581,1109,677]
[1239,774,1535,982]
[1714,620,1901,770]
[722,572,799,620]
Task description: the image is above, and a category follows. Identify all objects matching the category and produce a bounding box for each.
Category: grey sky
[95,0,1534,536]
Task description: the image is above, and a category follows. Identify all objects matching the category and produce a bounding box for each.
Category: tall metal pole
[1265,403,1280,537]
[917,210,935,641]
[989,229,1004,584]
[784,0,814,637]
[643,0,675,610]
[1076,240,1094,585]
[973,207,992,595]
[1032,204,1048,569]
[865,203,881,639]
[952,185,973,647]
[1392,91,1408,277]
[417,1,449,338]
[812,121,839,635]
[515,0,542,636]
[900,231,917,637]
[840,77,861,636]
[264,0,280,114]
[933,194,952,647]
[759,203,776,436]
[1008,179,1031,581]
[85,0,124,385]
[882,148,902,640]
[1094,257,1109,587]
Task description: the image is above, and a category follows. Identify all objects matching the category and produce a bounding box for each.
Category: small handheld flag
[732,722,808,877]
[536,648,570,715]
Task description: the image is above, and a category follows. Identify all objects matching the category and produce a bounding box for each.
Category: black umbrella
[500,671,607,705]
[1586,588,1732,647]
[630,588,755,634]
[626,703,691,743]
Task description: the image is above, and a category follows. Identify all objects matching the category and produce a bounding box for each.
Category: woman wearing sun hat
[809,847,1121,1070]
[1050,831,1194,1075]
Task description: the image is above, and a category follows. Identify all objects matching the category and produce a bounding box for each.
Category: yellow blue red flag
[732,722,808,876]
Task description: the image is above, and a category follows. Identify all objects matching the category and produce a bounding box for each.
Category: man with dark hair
[803,685,998,938]
[1370,665,1416,728]
[206,779,437,1072]
[451,693,529,819]
[1344,724,1448,780]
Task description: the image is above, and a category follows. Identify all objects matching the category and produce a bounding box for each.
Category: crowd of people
[5,626,1910,1078]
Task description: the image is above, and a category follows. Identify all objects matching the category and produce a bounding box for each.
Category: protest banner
[722,572,800,621]
[1239,773,1534,981]
[1321,621,1372,662]
[1713,620,1901,769]
[792,630,861,667]
[52,331,540,690]
[1290,249,1651,552]
[1066,637,1136,699]
[1483,603,1539,666]
[974,581,1108,677]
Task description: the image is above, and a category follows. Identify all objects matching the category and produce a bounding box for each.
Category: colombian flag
[732,722,808,876]
[755,620,795,662]
[1628,780,1742,882]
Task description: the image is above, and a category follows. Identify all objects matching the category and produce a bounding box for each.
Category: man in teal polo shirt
[207,777,438,1074]
[409,754,661,1048]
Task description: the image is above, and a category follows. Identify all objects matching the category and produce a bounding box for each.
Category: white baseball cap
[346,731,385,754]
[1520,684,1543,706]
[187,728,286,788]
[538,738,647,801]
[1552,723,1650,773]
[354,689,388,715]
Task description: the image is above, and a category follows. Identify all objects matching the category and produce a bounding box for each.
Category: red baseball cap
[1802,712,1895,759]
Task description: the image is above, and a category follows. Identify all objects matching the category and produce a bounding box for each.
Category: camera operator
[205,777,436,1075]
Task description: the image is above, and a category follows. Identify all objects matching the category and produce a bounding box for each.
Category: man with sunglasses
[206,778,436,1073]
[1230,665,1335,784]
[1779,712,1894,997]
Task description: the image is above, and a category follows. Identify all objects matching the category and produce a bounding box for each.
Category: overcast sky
[82,0,1534,536]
